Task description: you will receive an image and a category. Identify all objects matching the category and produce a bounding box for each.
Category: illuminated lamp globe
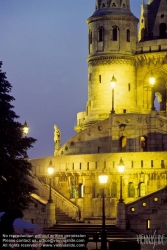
[98,173,108,184]
[110,75,117,89]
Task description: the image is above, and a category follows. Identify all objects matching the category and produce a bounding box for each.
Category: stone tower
[75,0,138,132]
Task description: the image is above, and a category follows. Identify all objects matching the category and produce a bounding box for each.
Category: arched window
[140,136,147,151]
[159,23,166,38]
[78,184,84,198]
[139,182,145,197]
[113,27,117,41]
[127,29,130,42]
[128,182,135,197]
[111,182,117,197]
[98,27,104,42]
[71,183,76,198]
[89,30,92,44]
[120,136,127,149]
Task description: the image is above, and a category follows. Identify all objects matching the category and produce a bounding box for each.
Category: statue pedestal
[116,201,126,230]
[46,202,56,228]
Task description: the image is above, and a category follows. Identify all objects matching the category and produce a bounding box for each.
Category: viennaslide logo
[136,230,165,249]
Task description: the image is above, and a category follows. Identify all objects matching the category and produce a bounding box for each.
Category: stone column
[116,201,126,230]
[46,202,56,228]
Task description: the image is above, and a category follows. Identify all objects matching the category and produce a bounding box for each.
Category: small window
[161,160,164,168]
[142,202,146,207]
[80,163,82,170]
[113,27,117,41]
[130,207,135,212]
[154,197,158,202]
[87,162,89,170]
[151,160,153,168]
[141,28,145,41]
[72,163,74,170]
[141,160,143,167]
[128,83,130,91]
[127,29,130,42]
[99,75,101,83]
[131,161,133,168]
[113,161,115,169]
[104,161,106,169]
[95,162,98,169]
[89,73,91,81]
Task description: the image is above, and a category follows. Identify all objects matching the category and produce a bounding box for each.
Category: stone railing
[51,188,80,221]
[31,177,80,221]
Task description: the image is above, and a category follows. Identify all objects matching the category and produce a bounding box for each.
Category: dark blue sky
[0,0,142,159]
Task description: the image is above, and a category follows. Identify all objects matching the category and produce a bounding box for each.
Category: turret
[74,0,138,131]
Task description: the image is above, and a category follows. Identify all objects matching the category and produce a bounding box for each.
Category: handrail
[31,176,81,221]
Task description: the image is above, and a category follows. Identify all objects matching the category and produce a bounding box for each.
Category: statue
[54,125,61,154]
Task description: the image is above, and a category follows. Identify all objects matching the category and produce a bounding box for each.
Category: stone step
[56,207,77,223]
[44,224,136,240]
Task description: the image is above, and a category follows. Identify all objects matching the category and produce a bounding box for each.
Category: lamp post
[110,75,116,114]
[98,173,108,250]
[48,161,54,203]
[118,158,125,202]
[22,121,29,136]
[149,72,156,110]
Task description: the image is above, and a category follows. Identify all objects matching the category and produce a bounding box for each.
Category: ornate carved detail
[135,53,167,66]
[88,57,135,67]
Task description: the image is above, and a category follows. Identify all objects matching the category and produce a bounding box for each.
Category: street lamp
[149,72,156,111]
[48,161,54,203]
[110,75,116,114]
[118,158,125,202]
[22,121,29,136]
[98,172,108,250]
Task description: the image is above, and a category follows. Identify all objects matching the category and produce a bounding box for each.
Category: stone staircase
[44,224,137,241]
[56,207,77,223]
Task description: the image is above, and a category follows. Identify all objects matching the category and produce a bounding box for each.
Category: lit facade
[30,0,167,233]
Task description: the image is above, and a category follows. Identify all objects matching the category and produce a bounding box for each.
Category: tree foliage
[0,61,37,213]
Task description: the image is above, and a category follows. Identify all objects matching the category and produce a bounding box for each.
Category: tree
[0,61,37,214]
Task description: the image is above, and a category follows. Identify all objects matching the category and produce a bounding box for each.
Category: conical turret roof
[90,0,134,19]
